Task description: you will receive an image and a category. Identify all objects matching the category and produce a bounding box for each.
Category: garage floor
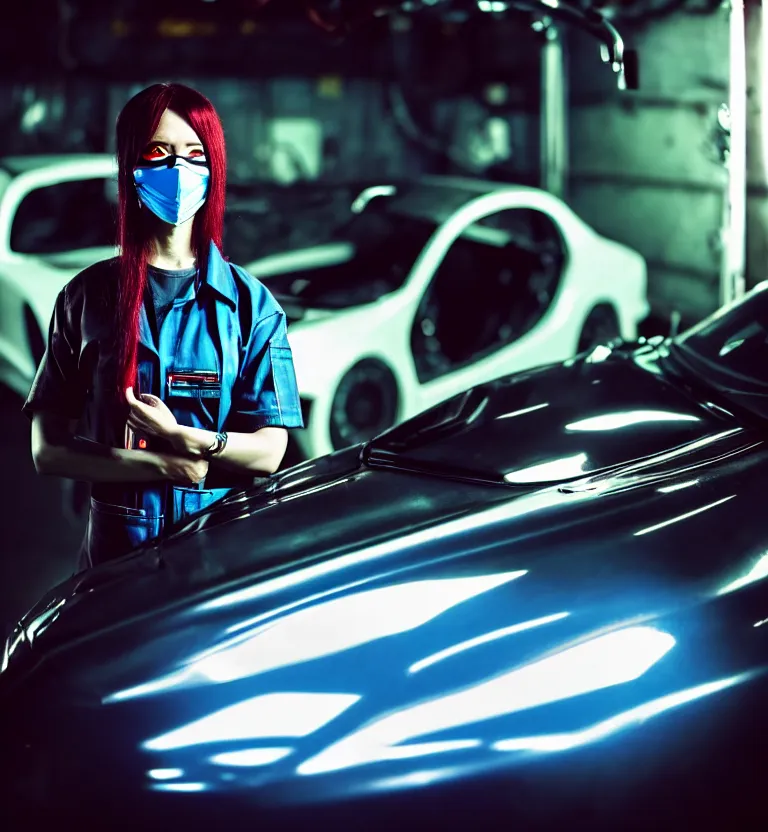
[0,385,84,636]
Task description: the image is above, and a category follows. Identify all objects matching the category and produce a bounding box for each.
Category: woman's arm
[170,425,288,475]
[125,388,288,475]
[31,411,209,485]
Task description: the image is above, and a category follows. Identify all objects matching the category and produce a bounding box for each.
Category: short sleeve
[22,287,85,421]
[228,310,304,433]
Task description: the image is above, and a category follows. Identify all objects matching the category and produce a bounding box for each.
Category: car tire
[578,304,620,353]
[329,359,399,451]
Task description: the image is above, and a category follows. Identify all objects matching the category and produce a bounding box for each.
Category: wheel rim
[330,361,398,449]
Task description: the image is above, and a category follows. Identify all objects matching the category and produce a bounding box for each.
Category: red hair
[115,82,227,395]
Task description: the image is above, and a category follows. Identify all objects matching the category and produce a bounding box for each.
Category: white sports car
[0,161,648,466]
[0,154,118,398]
[245,177,649,461]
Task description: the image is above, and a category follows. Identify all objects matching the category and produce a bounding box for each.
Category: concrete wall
[747,2,768,293]
[567,10,730,323]
[107,78,427,185]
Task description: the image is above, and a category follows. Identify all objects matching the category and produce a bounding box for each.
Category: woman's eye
[188,149,206,159]
[141,145,169,161]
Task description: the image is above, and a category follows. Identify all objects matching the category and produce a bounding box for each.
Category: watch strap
[202,431,228,460]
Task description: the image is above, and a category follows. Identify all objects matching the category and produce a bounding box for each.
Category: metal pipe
[540,23,567,197]
[499,0,629,88]
[721,0,747,306]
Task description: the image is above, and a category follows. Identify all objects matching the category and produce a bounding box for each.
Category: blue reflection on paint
[187,573,525,684]
[105,572,526,703]
[371,767,463,792]
[193,488,574,612]
[209,748,293,767]
[147,768,184,781]
[151,782,207,793]
[143,692,359,752]
[493,674,748,753]
[408,612,569,674]
[298,627,675,775]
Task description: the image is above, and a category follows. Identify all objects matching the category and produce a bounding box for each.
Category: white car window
[411,208,565,382]
[263,210,436,309]
[10,177,116,256]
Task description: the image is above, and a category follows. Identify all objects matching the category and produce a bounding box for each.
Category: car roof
[417,174,542,196]
[0,153,114,175]
[370,176,548,224]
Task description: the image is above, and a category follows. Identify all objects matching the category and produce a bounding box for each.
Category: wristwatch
[202,431,228,460]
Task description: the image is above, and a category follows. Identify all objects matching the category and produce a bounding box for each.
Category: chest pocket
[167,370,222,430]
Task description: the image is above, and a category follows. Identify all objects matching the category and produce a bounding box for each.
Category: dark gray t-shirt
[147,264,197,338]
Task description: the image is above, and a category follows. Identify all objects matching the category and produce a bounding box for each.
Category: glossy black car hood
[3,343,768,828]
[7,346,743,654]
[367,348,736,484]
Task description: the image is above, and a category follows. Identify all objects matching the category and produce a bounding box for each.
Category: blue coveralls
[23,242,304,570]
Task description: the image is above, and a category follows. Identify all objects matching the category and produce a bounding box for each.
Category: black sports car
[2,285,768,830]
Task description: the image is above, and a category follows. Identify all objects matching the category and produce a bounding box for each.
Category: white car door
[402,199,578,418]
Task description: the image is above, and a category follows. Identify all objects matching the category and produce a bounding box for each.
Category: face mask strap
[136,153,209,170]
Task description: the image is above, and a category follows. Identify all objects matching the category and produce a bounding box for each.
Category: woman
[23,83,303,571]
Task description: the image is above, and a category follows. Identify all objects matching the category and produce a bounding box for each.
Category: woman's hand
[126,387,179,442]
[156,453,209,485]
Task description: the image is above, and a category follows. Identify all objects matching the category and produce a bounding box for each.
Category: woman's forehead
[149,109,202,145]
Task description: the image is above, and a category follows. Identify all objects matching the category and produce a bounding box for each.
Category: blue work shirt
[23,242,304,569]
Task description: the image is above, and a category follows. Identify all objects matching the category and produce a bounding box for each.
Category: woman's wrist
[169,424,217,457]
[114,447,170,481]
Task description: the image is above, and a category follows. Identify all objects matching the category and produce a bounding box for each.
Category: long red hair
[115,82,227,395]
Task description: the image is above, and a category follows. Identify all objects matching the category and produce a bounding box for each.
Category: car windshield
[668,282,768,417]
[263,206,438,308]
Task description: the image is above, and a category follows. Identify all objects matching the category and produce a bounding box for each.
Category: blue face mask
[133,156,210,226]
